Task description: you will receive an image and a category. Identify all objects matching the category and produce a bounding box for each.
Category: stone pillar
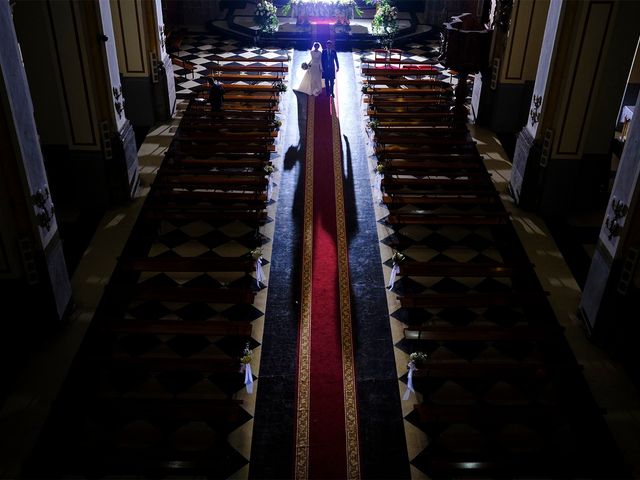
[473,0,550,133]
[110,0,176,127]
[510,0,640,214]
[12,0,139,208]
[0,0,72,322]
[580,91,640,351]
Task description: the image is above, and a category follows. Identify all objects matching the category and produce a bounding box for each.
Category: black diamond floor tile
[127,301,172,320]
[155,371,205,394]
[437,307,477,327]
[118,334,163,357]
[215,336,260,360]
[429,277,471,294]
[221,303,264,322]
[175,302,218,321]
[165,335,212,358]
[159,229,192,248]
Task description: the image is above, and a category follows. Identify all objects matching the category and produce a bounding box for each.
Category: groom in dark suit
[321,40,339,97]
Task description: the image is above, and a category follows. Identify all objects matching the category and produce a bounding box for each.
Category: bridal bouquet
[301,62,309,70]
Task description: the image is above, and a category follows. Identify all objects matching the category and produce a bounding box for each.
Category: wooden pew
[165,156,270,169]
[383,194,498,207]
[397,261,525,277]
[365,87,453,98]
[181,109,276,120]
[375,125,468,135]
[206,56,289,64]
[379,152,481,162]
[363,66,441,78]
[410,360,556,380]
[174,132,276,142]
[399,292,549,310]
[385,212,509,226]
[171,56,195,80]
[107,356,240,374]
[363,78,451,89]
[375,136,472,147]
[196,83,283,94]
[169,142,275,155]
[106,319,252,336]
[143,207,268,225]
[368,111,457,126]
[118,256,255,274]
[208,65,288,74]
[381,177,492,189]
[369,97,454,108]
[93,398,247,426]
[413,404,565,425]
[125,284,256,304]
[376,143,478,154]
[155,170,269,183]
[209,73,284,83]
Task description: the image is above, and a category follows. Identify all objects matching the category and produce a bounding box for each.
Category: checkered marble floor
[170,33,461,100]
[171,33,292,99]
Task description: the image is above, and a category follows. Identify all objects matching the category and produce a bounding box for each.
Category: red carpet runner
[295,89,360,479]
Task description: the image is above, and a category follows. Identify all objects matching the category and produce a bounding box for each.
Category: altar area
[209,0,419,50]
[231,1,411,37]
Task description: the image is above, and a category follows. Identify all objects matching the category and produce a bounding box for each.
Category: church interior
[1,0,640,478]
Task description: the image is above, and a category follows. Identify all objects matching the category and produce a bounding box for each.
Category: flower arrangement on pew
[403,351,427,400]
[240,342,254,394]
[387,250,405,290]
[274,81,287,93]
[409,351,428,367]
[254,0,279,34]
[271,118,283,131]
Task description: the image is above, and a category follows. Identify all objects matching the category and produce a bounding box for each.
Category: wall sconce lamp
[32,186,55,231]
[605,196,628,240]
[530,94,542,125]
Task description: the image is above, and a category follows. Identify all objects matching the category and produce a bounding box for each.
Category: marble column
[510,0,640,213]
[473,0,550,133]
[12,0,139,207]
[0,0,72,321]
[110,0,176,127]
[580,91,640,337]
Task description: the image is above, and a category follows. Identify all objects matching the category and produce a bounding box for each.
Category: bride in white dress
[295,42,323,96]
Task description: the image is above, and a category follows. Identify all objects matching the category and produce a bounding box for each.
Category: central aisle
[295,93,360,479]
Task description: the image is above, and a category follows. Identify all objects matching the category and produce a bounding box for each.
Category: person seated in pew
[206,77,225,111]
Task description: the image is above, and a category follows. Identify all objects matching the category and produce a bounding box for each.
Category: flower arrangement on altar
[372,0,398,47]
[282,0,361,18]
[254,0,279,34]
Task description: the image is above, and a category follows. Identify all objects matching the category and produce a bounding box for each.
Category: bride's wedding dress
[295,50,323,96]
